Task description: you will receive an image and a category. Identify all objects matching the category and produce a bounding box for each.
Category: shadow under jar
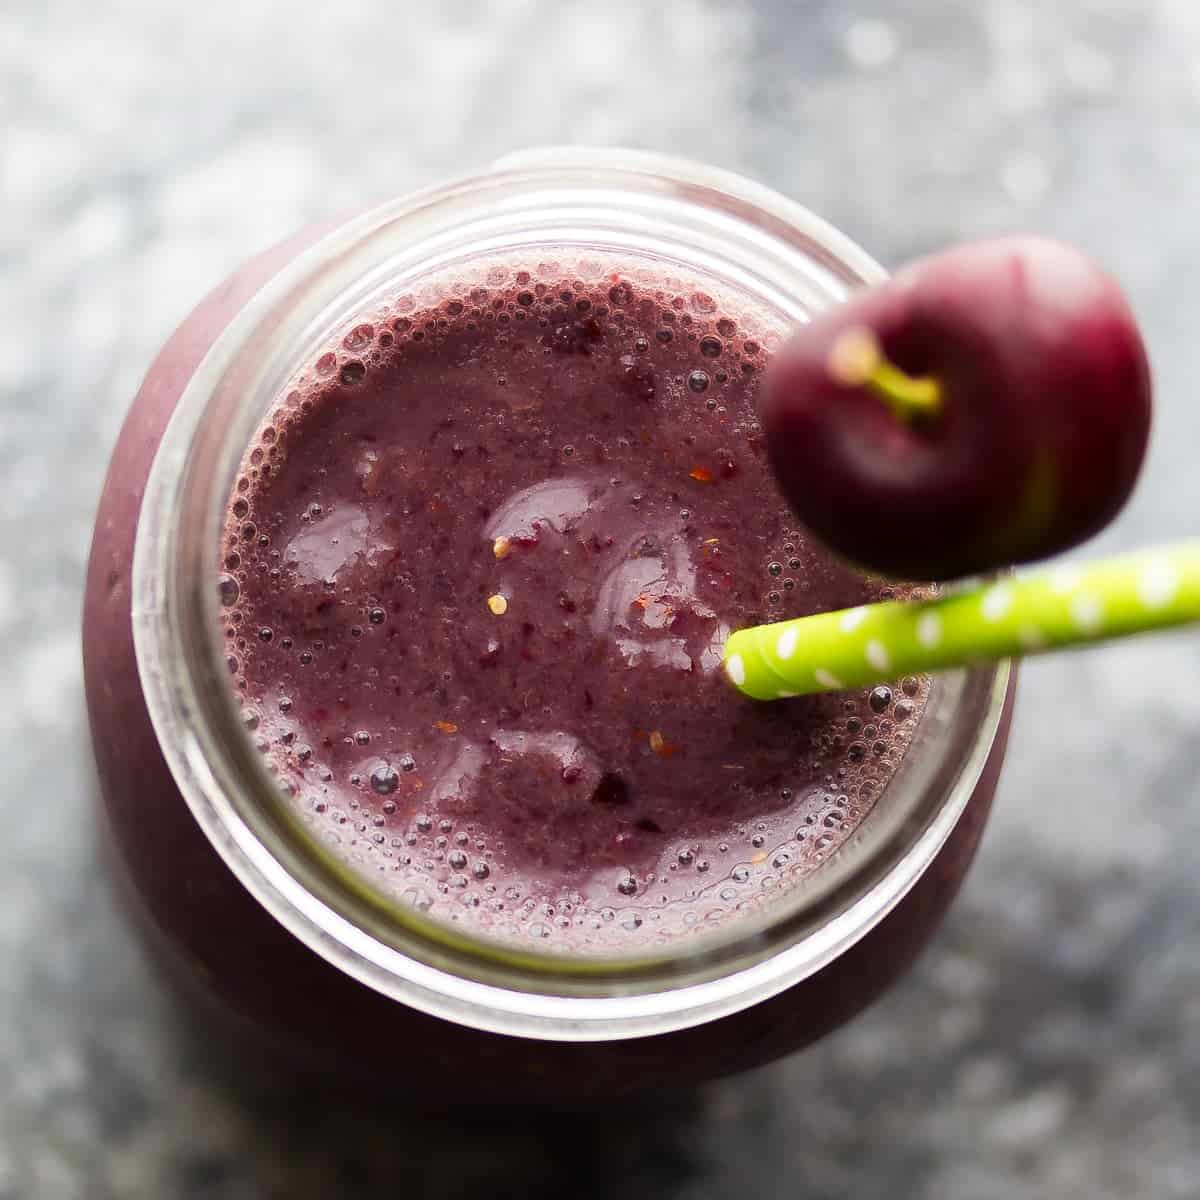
[83,149,1014,1102]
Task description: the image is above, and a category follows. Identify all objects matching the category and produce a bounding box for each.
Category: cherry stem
[827,327,942,424]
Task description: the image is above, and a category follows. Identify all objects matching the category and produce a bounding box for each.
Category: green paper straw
[723,541,1200,700]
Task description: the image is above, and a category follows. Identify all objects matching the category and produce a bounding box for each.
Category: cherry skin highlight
[759,237,1153,580]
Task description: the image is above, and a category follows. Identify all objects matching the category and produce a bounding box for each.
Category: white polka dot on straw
[1138,558,1178,610]
[917,611,942,649]
[726,654,746,686]
[981,584,1014,622]
[1071,594,1104,633]
[776,627,799,660]
[815,668,843,689]
[865,640,890,671]
[840,606,867,632]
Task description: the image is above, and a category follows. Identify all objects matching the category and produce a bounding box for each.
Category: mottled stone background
[3,1,1200,1196]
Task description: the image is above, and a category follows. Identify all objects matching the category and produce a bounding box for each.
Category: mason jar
[82,148,1014,1100]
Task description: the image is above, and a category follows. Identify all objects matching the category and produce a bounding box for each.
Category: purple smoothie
[222,252,929,952]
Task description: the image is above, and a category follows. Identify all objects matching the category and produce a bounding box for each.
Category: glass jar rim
[132,147,1010,1041]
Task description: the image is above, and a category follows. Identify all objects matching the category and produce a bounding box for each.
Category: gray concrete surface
[3,0,1200,1196]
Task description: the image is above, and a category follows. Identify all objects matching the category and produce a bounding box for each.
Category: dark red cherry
[759,237,1152,579]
